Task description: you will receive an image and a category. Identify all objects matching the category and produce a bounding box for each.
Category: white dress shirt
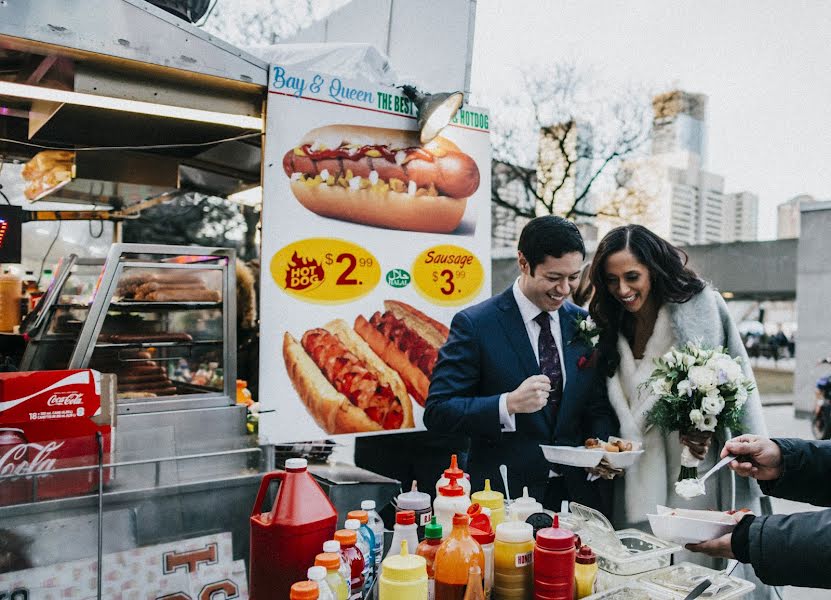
[498,279,567,432]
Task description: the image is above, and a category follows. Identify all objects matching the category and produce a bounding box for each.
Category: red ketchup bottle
[249,458,338,600]
[533,515,577,600]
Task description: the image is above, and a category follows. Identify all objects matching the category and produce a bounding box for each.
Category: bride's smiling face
[604,249,653,314]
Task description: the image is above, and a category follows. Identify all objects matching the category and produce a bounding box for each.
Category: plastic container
[249,458,338,600]
[493,518,535,599]
[433,479,472,534]
[291,581,319,600]
[236,379,253,405]
[334,528,366,599]
[647,506,737,545]
[388,510,420,561]
[637,562,755,600]
[508,487,543,523]
[379,539,429,600]
[434,513,485,600]
[324,540,352,591]
[0,271,21,333]
[575,545,598,599]
[348,511,377,587]
[361,499,385,573]
[399,480,435,534]
[435,454,471,497]
[416,516,443,600]
[468,506,494,600]
[308,566,337,600]
[316,552,350,600]
[533,515,576,600]
[471,479,505,527]
[345,518,373,594]
[568,503,679,591]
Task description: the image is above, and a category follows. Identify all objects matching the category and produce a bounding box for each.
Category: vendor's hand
[685,511,749,558]
[585,458,623,480]
[680,430,712,461]
[722,435,783,481]
[507,375,551,415]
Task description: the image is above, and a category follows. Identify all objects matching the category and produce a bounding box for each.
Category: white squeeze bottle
[361,499,385,573]
[386,510,420,561]
[433,478,472,533]
[435,454,471,497]
[324,539,351,589]
[308,566,336,600]
[397,480,434,534]
[509,487,544,523]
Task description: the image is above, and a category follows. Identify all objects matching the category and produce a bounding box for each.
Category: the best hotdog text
[354,300,449,407]
[283,319,414,434]
[282,125,480,233]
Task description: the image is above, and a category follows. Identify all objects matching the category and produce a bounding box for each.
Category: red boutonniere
[577,349,599,370]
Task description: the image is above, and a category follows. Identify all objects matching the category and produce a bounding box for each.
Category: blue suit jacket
[424,287,619,502]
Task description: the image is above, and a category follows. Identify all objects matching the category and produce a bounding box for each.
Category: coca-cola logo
[0,441,64,478]
[46,392,84,406]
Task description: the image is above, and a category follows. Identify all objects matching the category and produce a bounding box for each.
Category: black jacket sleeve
[759,438,831,506]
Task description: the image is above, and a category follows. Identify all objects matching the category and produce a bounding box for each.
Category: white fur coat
[605,287,769,526]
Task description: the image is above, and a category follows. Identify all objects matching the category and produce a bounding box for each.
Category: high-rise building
[777,194,816,239]
[723,192,759,242]
[536,121,594,217]
[651,91,708,170]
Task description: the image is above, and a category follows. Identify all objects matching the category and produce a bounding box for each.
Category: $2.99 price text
[412,245,484,306]
[271,238,381,304]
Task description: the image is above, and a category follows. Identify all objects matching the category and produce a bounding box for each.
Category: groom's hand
[507,375,551,415]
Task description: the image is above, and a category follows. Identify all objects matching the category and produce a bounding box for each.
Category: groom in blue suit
[424,216,619,513]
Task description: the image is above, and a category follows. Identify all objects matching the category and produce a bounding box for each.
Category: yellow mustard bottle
[574,545,598,599]
[379,540,429,600]
[493,518,534,599]
[471,479,506,527]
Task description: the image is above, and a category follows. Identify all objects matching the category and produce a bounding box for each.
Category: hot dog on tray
[354,300,450,407]
[283,318,414,434]
[282,125,480,233]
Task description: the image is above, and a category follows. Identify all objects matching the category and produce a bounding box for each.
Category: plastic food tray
[540,437,644,469]
[638,562,755,599]
[583,583,672,599]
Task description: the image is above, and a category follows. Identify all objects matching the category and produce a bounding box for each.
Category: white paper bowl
[539,445,604,468]
[602,449,645,469]
[647,506,737,545]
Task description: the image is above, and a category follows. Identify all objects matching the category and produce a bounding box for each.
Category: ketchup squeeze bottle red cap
[535,515,576,550]
[439,478,465,497]
[576,545,596,564]
[443,454,465,480]
[396,510,416,525]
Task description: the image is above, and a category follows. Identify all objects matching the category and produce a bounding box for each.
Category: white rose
[585,315,596,330]
[677,379,692,397]
[662,351,676,366]
[707,355,743,385]
[578,319,588,331]
[688,365,718,391]
[689,409,704,427]
[701,393,725,415]
[699,414,718,432]
[682,354,697,369]
[590,335,599,346]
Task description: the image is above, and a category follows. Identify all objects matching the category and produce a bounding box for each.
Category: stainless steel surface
[306,463,401,529]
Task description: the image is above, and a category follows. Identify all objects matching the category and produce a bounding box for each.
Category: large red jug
[249,458,338,600]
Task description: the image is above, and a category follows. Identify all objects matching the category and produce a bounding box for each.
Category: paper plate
[647,506,737,545]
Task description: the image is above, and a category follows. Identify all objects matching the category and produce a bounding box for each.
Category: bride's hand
[680,431,713,461]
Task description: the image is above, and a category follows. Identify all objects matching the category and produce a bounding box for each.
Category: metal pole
[263,444,275,472]
[96,431,104,600]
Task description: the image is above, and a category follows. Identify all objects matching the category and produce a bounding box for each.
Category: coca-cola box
[0,369,116,505]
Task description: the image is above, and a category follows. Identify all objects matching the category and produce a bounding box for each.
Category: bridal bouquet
[642,341,754,480]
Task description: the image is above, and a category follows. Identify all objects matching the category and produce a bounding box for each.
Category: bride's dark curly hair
[588,225,705,377]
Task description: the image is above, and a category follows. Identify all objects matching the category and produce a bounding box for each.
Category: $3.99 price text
[412,245,484,306]
[271,238,381,304]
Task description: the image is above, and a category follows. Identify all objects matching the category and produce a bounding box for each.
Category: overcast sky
[470,0,831,239]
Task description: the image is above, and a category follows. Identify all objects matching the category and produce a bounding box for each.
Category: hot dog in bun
[354,300,449,407]
[283,318,414,434]
[282,125,480,233]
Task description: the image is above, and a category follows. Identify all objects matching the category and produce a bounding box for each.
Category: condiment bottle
[573,545,597,599]
[308,566,337,600]
[379,540,429,600]
[433,479,472,534]
[316,552,350,600]
[236,379,253,405]
[533,516,576,600]
[493,517,534,599]
[345,518,373,594]
[471,479,506,527]
[291,581,319,600]
[388,510,420,562]
[323,540,351,590]
[509,487,543,523]
[361,499,386,574]
[434,513,485,600]
[468,505,495,600]
[398,480,435,536]
[334,528,365,599]
[463,565,486,600]
[435,454,471,497]
[249,458,337,600]
[416,516,443,600]
[348,510,377,587]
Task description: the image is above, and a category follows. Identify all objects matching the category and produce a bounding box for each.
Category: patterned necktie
[534,311,563,414]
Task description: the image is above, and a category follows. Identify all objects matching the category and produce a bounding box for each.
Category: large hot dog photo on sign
[282,125,480,234]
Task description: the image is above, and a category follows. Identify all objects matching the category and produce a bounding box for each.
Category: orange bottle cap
[439,478,465,497]
[443,454,464,480]
[315,552,341,570]
[452,512,470,527]
[290,581,318,600]
[334,529,357,547]
[347,510,369,524]
[395,510,415,525]
[236,379,247,387]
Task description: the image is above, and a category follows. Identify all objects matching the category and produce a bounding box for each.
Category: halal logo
[284,251,324,291]
[385,269,411,288]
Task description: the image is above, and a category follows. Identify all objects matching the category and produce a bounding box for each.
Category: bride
[588,225,772,594]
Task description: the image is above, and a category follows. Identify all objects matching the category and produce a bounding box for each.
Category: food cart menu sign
[259,66,491,444]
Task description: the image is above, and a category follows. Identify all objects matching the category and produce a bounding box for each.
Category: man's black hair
[518,215,585,274]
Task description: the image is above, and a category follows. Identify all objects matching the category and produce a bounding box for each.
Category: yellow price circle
[411,244,484,306]
[270,238,381,304]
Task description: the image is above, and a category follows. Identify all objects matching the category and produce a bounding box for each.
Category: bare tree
[200,0,337,46]
[479,62,653,227]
